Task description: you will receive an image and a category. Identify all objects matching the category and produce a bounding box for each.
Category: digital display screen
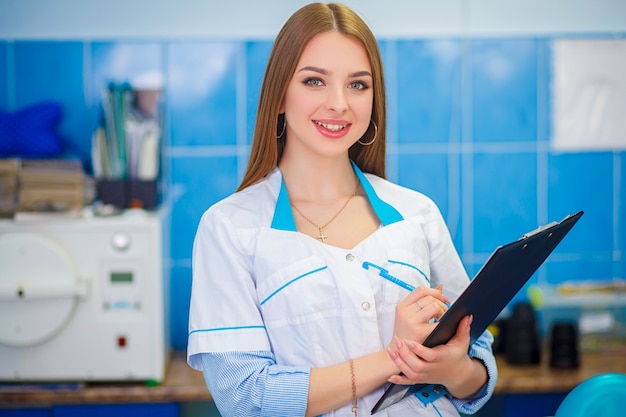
[111,272,133,283]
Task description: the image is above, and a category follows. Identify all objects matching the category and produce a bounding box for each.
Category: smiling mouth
[315,121,347,132]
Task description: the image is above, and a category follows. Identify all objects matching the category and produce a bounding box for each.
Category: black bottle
[505,302,541,365]
[549,321,580,369]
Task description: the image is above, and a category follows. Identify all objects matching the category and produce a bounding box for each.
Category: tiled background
[1,33,625,350]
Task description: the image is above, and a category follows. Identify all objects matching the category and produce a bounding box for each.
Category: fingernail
[406,340,417,350]
[387,347,398,360]
[395,337,403,349]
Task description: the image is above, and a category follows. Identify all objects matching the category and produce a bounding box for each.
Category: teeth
[316,121,346,131]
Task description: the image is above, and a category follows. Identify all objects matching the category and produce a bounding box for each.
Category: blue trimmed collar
[271,161,403,231]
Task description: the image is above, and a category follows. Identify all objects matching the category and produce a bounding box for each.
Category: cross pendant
[317,226,328,243]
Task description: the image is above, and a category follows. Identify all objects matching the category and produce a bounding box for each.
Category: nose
[326,86,348,114]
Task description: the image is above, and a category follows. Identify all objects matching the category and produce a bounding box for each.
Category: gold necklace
[291,185,359,243]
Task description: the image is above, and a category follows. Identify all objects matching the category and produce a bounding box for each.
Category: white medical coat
[188,164,496,416]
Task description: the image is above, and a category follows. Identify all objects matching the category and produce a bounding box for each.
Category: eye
[303,77,325,87]
[348,80,369,90]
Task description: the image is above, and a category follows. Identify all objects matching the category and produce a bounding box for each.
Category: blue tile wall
[0,34,624,350]
[472,151,538,253]
[13,41,94,166]
[245,41,273,147]
[470,38,539,142]
[167,41,239,148]
[170,155,239,261]
[167,155,239,350]
[395,39,462,144]
[91,41,163,89]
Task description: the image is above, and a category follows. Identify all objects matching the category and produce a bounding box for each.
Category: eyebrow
[298,66,372,78]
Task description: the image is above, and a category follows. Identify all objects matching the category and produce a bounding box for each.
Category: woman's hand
[389,285,450,346]
[386,315,487,399]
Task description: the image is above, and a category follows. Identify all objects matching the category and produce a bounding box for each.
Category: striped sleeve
[197,351,310,417]
[449,330,499,414]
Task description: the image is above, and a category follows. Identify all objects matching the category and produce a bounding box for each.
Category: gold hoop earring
[276,114,286,139]
[358,120,377,146]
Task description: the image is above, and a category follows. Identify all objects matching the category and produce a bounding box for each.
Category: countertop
[494,350,626,393]
[0,351,211,406]
[1,350,625,406]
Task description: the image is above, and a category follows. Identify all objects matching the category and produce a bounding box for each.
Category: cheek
[352,97,374,125]
[284,90,317,117]
[351,89,374,114]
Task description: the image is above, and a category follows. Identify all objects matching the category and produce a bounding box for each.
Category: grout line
[394,140,540,154]
[536,38,549,226]
[164,145,245,157]
[445,40,463,239]
[83,41,93,107]
[6,40,15,110]
[460,37,474,260]
[160,40,171,189]
[385,40,399,183]
[613,152,621,279]
[235,41,248,184]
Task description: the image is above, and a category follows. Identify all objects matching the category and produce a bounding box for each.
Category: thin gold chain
[291,184,358,242]
[350,359,358,416]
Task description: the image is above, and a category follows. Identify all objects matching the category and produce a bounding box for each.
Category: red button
[117,336,127,347]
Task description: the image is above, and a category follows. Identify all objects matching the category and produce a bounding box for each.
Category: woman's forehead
[296,31,372,75]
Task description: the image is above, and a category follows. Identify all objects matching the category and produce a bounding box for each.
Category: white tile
[552,39,626,151]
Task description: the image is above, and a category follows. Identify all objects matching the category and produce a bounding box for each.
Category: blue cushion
[0,102,63,156]
[554,373,626,417]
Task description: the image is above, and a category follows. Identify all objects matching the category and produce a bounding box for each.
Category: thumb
[450,314,472,346]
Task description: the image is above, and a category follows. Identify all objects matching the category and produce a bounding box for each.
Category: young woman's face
[281,31,374,160]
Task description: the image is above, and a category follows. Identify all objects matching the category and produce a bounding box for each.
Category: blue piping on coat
[271,161,403,230]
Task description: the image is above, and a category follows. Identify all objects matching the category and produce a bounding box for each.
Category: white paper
[552,39,626,151]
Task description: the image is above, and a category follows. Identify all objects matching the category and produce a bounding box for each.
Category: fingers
[401,290,449,317]
[387,315,475,386]
[387,337,434,382]
[398,286,431,306]
[435,283,450,304]
[400,285,450,307]
[417,298,448,320]
[393,284,452,345]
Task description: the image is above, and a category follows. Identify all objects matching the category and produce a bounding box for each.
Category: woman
[188,3,497,416]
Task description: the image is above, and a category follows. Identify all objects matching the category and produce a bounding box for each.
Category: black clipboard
[372,211,584,414]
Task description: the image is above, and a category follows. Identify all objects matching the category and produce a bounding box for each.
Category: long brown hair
[237,2,387,191]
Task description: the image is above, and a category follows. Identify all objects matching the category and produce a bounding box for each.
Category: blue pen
[362,262,452,308]
[362,261,415,292]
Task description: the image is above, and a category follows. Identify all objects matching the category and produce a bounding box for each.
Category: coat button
[361,301,371,311]
[345,253,355,262]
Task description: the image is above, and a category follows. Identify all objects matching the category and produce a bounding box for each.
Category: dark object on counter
[550,321,580,369]
[506,302,541,365]
[97,178,158,210]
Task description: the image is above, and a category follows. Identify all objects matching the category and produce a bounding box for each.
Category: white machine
[0,208,169,382]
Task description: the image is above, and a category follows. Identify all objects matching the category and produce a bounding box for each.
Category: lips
[314,120,351,138]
